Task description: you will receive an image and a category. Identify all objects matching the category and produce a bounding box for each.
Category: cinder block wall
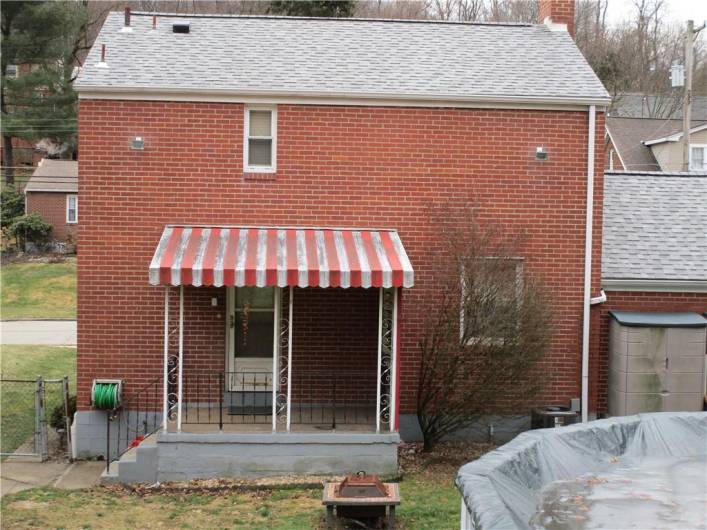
[77,100,605,419]
[25,191,77,243]
[589,291,707,414]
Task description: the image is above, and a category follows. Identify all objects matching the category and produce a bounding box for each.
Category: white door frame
[225,287,281,392]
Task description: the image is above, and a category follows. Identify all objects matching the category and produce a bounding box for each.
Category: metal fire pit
[323,472,400,529]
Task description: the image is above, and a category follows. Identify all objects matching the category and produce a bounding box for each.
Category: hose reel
[91,379,123,410]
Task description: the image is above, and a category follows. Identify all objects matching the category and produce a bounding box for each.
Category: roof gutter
[75,86,611,108]
[643,123,707,146]
[602,279,707,293]
[581,104,596,424]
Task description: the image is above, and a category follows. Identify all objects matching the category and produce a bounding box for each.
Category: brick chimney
[538,0,575,38]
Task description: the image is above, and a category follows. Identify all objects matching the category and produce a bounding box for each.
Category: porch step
[100,433,159,484]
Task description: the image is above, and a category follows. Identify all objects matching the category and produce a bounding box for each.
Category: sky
[605,0,707,27]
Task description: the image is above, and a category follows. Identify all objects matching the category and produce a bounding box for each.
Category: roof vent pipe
[172,21,191,34]
[120,7,133,33]
[96,44,108,68]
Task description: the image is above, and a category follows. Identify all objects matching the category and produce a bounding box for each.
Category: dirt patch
[7,500,49,510]
[399,441,495,477]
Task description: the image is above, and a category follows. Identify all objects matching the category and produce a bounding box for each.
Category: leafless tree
[416,205,552,451]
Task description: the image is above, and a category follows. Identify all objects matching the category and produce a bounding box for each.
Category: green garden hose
[92,382,119,410]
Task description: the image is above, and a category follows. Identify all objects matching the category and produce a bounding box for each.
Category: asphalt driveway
[0,320,77,345]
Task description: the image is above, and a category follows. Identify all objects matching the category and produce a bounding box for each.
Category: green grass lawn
[0,345,77,454]
[0,473,460,529]
[0,259,77,320]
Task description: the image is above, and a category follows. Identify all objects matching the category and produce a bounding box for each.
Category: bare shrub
[416,205,552,451]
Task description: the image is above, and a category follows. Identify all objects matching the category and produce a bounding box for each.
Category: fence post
[219,372,224,432]
[36,376,47,460]
[62,376,72,459]
[106,411,111,473]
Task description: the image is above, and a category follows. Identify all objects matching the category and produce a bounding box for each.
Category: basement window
[66,195,78,224]
[244,107,276,173]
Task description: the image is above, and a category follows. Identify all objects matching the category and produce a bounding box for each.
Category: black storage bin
[531,406,578,429]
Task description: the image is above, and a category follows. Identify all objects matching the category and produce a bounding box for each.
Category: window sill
[243,172,277,182]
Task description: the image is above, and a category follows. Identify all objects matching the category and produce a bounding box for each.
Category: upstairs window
[690,145,706,171]
[5,64,18,78]
[66,195,78,224]
[244,107,276,173]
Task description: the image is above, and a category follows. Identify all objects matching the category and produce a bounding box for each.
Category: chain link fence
[0,377,70,460]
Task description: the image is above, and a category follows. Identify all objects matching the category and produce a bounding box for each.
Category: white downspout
[581,105,596,424]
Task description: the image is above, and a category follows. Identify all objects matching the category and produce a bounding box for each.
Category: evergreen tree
[1,1,88,185]
[268,1,355,18]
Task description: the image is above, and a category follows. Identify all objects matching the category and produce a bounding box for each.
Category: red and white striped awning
[149,226,414,288]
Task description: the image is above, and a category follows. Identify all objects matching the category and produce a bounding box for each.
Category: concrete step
[100,433,159,484]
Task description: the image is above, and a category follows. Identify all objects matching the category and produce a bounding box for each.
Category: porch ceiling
[148,225,414,289]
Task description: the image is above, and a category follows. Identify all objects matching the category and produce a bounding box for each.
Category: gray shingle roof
[605,117,707,171]
[75,13,609,104]
[602,171,707,283]
[25,160,78,193]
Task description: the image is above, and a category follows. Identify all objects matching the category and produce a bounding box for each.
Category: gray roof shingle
[75,13,609,104]
[605,117,707,171]
[25,160,78,193]
[602,171,707,283]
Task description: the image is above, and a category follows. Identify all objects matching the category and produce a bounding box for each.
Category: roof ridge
[128,11,533,27]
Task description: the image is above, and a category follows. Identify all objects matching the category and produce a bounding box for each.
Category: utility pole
[682,20,706,171]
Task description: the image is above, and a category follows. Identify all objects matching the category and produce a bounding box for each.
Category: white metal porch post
[286,286,293,432]
[271,288,280,432]
[376,287,383,433]
[177,285,184,432]
[162,288,169,430]
[390,287,398,433]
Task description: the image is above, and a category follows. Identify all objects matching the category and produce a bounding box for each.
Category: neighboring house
[605,117,707,172]
[611,93,707,121]
[643,123,707,172]
[24,159,79,246]
[73,1,610,483]
[591,170,707,415]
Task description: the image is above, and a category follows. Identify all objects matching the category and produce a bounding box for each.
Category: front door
[227,286,278,394]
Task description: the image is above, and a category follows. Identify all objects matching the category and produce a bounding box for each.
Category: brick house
[590,170,707,416]
[73,1,611,482]
[24,159,79,246]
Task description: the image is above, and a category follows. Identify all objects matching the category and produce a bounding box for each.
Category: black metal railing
[181,369,376,429]
[106,376,162,472]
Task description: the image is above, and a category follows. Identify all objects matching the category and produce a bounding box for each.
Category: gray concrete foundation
[155,432,399,482]
[100,430,399,483]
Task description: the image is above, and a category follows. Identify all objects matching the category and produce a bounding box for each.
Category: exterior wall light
[535,146,548,161]
[130,136,145,150]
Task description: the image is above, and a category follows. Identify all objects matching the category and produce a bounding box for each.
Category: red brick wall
[77,100,605,415]
[25,191,77,243]
[119,286,378,407]
[538,0,575,37]
[589,290,707,414]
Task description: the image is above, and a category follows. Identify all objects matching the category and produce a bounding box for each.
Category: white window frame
[689,144,707,171]
[459,257,524,345]
[5,64,18,78]
[243,106,277,173]
[66,194,78,224]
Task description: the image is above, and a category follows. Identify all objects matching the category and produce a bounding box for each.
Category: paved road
[0,320,76,345]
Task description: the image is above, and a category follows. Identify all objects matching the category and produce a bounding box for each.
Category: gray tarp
[455,412,707,529]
